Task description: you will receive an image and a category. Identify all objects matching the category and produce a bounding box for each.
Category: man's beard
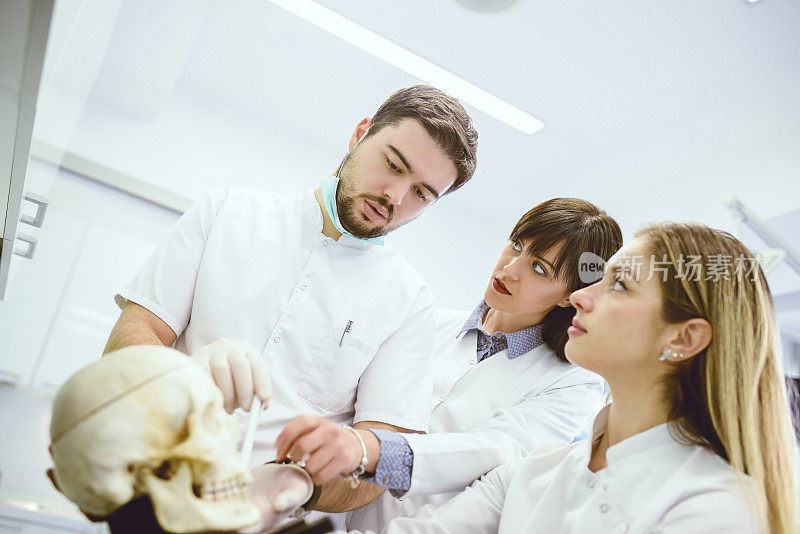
[335,151,395,239]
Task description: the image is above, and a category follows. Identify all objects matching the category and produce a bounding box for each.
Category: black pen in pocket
[339,320,354,347]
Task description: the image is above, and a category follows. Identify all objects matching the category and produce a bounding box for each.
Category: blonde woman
[371,223,795,533]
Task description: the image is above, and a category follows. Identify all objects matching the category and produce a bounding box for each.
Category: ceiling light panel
[265,0,545,135]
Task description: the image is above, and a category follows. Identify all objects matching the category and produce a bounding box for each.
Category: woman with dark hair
[370,222,795,533]
[274,199,623,528]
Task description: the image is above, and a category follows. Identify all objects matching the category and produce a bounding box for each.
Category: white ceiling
[29,0,800,310]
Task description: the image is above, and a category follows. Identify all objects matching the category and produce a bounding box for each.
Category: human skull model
[50,345,261,533]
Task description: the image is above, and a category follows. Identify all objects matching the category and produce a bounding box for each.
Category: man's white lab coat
[116,188,437,465]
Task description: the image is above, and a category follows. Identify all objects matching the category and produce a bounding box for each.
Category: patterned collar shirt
[459,300,545,362]
[360,301,548,495]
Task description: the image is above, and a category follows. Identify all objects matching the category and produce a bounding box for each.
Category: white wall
[0,385,57,499]
[0,165,180,516]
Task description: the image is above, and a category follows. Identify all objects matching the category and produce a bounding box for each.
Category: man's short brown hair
[366,85,478,194]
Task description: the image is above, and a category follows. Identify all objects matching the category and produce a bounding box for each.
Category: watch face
[248,461,315,526]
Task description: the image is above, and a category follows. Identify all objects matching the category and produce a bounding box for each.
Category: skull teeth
[198,474,250,501]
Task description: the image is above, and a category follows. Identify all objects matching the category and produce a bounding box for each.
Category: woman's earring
[659,349,671,361]
[673,352,685,359]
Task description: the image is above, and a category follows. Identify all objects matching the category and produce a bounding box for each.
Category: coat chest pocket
[298,324,379,414]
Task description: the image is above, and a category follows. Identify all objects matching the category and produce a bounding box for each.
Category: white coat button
[300,284,307,291]
[323,241,329,247]
[587,479,596,488]
[273,336,281,343]
[600,504,609,514]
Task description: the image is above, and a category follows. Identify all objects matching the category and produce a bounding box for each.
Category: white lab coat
[116,188,436,465]
[348,406,762,534]
[347,309,605,532]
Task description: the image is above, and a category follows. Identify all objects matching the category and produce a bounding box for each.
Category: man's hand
[274,416,379,486]
[189,338,272,413]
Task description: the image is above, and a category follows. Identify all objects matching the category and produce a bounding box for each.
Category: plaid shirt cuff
[359,428,413,495]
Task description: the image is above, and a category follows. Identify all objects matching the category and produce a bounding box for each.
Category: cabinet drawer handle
[13,233,37,259]
[19,192,49,228]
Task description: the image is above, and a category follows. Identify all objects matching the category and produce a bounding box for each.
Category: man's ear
[556,296,572,308]
[663,318,713,361]
[348,117,372,151]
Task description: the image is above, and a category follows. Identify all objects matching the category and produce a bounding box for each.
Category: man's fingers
[313,459,346,486]
[247,351,273,404]
[229,352,255,411]
[302,444,336,477]
[209,355,236,413]
[274,417,361,485]
[189,340,271,413]
[285,426,327,465]
[275,416,320,459]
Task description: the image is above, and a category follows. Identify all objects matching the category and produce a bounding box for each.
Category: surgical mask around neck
[320,128,384,245]
[319,177,385,246]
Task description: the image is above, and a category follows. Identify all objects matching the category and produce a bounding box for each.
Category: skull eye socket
[153,460,176,480]
[203,404,223,433]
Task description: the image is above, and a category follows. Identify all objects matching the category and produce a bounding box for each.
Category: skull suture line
[49,346,261,533]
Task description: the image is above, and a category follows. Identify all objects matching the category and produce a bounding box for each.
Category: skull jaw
[141,462,261,533]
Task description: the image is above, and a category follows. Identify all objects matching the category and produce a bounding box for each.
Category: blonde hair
[638,222,796,533]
